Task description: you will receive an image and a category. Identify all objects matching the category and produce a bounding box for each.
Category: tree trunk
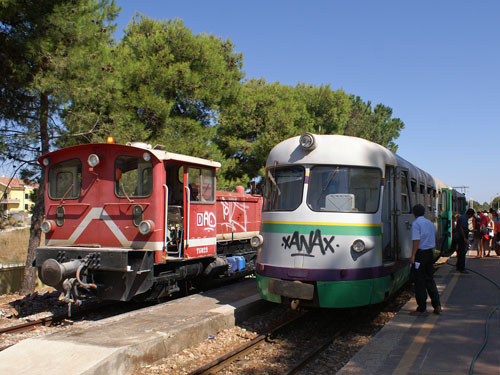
[21,93,50,295]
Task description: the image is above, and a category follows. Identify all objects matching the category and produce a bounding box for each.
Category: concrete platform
[338,255,500,375]
[0,277,266,375]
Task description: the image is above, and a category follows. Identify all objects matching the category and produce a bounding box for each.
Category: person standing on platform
[456,208,475,272]
[410,204,442,316]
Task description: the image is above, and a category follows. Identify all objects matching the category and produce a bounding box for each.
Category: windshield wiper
[317,167,340,204]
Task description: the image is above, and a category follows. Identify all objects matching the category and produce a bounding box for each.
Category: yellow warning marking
[393,270,460,373]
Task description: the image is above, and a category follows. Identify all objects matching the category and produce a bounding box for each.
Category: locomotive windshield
[263,166,304,211]
[307,166,381,213]
[48,158,82,199]
[115,155,153,198]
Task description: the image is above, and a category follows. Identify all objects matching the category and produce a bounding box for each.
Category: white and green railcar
[256,134,466,308]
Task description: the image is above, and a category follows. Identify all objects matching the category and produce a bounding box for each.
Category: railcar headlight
[41,220,55,234]
[250,235,263,248]
[143,152,151,162]
[299,132,317,151]
[138,220,155,235]
[352,239,366,253]
[42,157,50,166]
[88,154,100,167]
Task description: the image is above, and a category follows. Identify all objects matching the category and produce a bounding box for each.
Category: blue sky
[113,2,499,203]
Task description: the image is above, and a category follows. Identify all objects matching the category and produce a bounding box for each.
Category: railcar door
[396,169,413,259]
[382,166,397,261]
[438,188,452,254]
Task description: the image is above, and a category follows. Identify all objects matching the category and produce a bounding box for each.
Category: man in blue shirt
[410,204,442,316]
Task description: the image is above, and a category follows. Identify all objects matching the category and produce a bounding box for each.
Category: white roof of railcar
[266,135,441,187]
[267,135,395,169]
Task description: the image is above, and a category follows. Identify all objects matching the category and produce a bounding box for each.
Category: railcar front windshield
[307,166,382,213]
[263,166,304,211]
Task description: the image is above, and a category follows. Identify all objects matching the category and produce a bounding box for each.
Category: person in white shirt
[410,204,442,316]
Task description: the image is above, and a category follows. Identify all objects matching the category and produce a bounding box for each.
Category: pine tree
[0,0,119,293]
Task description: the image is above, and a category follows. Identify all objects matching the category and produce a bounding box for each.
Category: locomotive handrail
[102,202,150,207]
[49,203,90,208]
[185,185,190,249]
[163,184,168,253]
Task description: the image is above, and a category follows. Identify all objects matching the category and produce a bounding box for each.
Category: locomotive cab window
[178,166,215,203]
[115,155,153,198]
[263,166,304,211]
[307,166,381,213]
[48,158,82,199]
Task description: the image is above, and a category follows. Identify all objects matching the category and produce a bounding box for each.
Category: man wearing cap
[410,204,442,316]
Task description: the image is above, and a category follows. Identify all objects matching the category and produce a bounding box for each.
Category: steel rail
[188,311,309,375]
[284,309,382,375]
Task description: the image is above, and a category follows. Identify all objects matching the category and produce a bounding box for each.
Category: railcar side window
[432,189,436,212]
[263,166,304,211]
[115,155,153,198]
[442,190,448,211]
[419,184,425,206]
[400,171,410,213]
[411,180,417,207]
[427,187,433,211]
[307,166,381,213]
[48,159,82,199]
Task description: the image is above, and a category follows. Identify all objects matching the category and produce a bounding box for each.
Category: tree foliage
[0,2,406,293]
[0,0,119,292]
[216,79,405,187]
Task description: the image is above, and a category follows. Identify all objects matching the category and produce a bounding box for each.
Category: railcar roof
[266,135,396,169]
[266,135,441,187]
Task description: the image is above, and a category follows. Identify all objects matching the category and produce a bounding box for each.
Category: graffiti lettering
[282,230,335,255]
[196,211,216,230]
[219,198,249,232]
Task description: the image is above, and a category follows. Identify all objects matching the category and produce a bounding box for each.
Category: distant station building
[0,177,38,213]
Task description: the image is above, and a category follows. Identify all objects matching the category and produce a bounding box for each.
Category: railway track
[186,298,398,375]
[188,312,310,375]
[0,300,111,338]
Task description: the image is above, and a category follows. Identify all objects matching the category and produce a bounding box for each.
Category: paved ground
[338,253,500,374]
[0,277,265,375]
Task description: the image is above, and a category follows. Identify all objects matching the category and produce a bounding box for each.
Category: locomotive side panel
[216,191,262,239]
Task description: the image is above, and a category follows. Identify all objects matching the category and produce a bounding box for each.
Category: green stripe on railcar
[256,266,409,308]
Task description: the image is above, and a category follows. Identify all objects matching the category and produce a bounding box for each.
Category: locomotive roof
[39,142,221,169]
[266,134,448,189]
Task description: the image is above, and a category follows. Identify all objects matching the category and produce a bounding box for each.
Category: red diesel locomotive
[34,140,262,305]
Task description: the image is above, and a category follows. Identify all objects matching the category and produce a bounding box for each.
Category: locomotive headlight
[143,152,151,162]
[42,157,50,166]
[299,132,317,151]
[41,220,55,234]
[250,235,264,248]
[88,153,100,167]
[138,220,155,235]
[352,239,366,253]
